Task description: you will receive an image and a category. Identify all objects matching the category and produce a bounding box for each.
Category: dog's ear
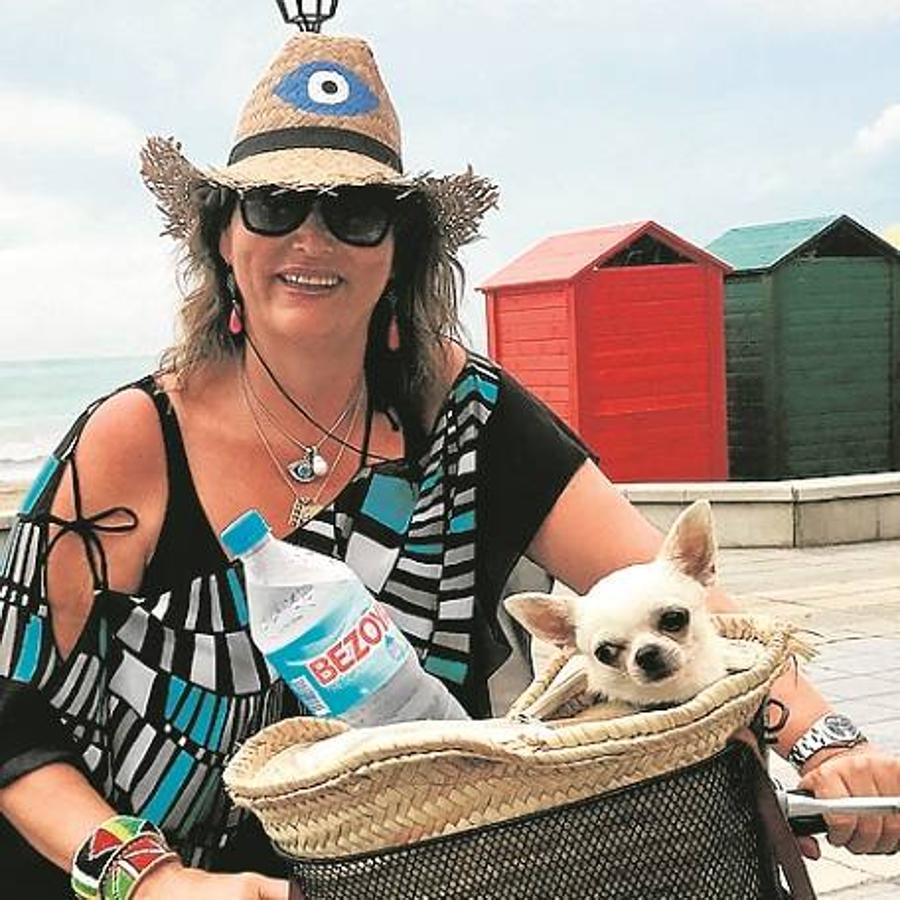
[658,499,717,586]
[503,592,578,646]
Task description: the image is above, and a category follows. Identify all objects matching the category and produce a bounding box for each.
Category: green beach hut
[706,215,900,479]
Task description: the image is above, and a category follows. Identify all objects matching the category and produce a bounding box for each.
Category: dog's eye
[659,608,690,633]
[594,643,622,666]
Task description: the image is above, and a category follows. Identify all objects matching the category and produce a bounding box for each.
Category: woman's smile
[276,267,344,296]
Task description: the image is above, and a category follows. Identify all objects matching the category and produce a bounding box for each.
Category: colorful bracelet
[71,815,175,900]
[100,834,180,900]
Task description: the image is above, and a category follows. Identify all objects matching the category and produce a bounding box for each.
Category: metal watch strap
[787,713,867,770]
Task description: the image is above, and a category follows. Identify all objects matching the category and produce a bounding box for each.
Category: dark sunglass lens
[240,189,314,235]
[322,188,395,246]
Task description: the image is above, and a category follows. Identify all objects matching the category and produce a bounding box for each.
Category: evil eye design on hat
[275,60,379,117]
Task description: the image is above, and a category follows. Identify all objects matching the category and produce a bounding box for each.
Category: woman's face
[219,197,394,348]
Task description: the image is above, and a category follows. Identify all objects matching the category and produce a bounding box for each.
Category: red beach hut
[480,221,732,482]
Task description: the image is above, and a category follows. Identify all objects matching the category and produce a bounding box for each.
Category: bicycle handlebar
[778,789,900,837]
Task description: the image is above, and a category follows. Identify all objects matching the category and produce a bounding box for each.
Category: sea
[0,355,158,486]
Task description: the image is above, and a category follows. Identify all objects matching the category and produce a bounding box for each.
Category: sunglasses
[239,185,400,246]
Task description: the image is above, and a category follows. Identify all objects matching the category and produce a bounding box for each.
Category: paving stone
[823,698,899,727]
[822,880,900,898]
[757,580,899,604]
[809,858,872,894]
[831,649,900,668]
[816,675,900,703]
[863,688,900,712]
[815,654,900,679]
[862,721,900,754]
[823,849,900,881]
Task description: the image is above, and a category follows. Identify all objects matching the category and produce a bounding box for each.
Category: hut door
[576,265,719,481]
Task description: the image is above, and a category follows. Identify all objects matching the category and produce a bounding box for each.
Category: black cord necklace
[243,331,390,462]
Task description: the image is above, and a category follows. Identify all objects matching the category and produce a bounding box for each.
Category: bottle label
[288,675,329,717]
[267,599,410,717]
[307,602,397,685]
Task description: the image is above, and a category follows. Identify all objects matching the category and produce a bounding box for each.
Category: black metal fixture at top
[275,0,340,32]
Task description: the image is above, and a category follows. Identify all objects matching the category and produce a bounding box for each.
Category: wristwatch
[787,713,868,769]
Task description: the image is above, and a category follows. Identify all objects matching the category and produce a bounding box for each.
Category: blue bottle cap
[220,509,271,559]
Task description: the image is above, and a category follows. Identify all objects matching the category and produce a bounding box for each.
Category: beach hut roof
[705,214,900,273]
[479,221,730,290]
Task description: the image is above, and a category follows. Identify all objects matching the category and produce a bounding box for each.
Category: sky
[1,0,899,361]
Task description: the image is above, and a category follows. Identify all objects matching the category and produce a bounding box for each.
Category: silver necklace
[240,372,360,527]
[241,367,362,484]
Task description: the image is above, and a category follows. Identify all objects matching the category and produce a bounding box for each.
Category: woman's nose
[290,204,335,252]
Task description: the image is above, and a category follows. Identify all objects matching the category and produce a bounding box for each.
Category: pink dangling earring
[387,313,400,351]
[228,304,243,336]
[225,268,243,336]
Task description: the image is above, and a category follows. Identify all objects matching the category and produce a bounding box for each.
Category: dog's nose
[635,645,669,679]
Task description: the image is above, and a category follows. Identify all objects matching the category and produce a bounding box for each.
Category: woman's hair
[159,184,465,458]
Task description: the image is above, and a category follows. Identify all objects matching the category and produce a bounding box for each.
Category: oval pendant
[312,451,329,478]
[287,455,316,484]
[287,449,328,484]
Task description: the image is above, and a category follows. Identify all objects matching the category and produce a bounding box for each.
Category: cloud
[392,0,900,29]
[854,104,900,157]
[885,225,900,248]
[0,236,176,360]
[0,87,144,159]
[716,0,900,28]
[0,179,156,249]
[0,185,88,236]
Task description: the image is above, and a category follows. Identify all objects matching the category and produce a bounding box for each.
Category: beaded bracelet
[72,815,176,900]
[100,834,180,900]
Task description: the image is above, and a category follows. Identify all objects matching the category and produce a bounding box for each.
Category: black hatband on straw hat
[228,126,402,173]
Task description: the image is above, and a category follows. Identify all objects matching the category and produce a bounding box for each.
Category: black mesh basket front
[284,742,785,900]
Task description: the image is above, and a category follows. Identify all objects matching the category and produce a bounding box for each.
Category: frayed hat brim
[140,136,498,253]
[206,148,405,191]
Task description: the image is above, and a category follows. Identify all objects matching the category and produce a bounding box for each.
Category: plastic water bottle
[220,510,469,726]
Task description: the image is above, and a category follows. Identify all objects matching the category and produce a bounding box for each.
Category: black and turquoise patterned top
[0,353,589,884]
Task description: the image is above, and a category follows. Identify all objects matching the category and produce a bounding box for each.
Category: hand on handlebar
[796,743,900,856]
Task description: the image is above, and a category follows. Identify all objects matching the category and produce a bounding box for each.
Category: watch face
[823,714,859,741]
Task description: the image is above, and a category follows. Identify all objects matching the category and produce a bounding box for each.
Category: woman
[0,30,897,900]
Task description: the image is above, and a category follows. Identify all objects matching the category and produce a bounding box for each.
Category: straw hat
[140,33,498,252]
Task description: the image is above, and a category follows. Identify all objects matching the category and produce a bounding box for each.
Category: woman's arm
[0,389,291,898]
[0,762,116,871]
[45,389,166,654]
[0,762,288,900]
[525,461,663,591]
[0,391,159,877]
[527,460,900,856]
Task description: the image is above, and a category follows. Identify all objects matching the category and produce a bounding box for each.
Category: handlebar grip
[786,789,827,837]
[789,813,829,837]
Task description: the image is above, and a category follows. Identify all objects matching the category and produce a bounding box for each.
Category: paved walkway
[719,541,900,897]
[491,540,900,897]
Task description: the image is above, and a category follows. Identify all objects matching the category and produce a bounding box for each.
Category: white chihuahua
[505,500,727,712]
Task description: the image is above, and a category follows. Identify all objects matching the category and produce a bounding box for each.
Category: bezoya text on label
[308,602,396,686]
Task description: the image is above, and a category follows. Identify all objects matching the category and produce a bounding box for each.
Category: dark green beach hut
[706,215,900,479]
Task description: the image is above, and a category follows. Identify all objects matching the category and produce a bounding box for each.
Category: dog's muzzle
[634,644,673,681]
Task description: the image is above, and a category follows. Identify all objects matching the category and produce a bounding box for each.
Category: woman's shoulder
[420,342,501,430]
[63,379,168,513]
[78,380,163,455]
[420,340,467,432]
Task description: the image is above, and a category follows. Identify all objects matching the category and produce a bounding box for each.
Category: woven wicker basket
[224,615,808,865]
